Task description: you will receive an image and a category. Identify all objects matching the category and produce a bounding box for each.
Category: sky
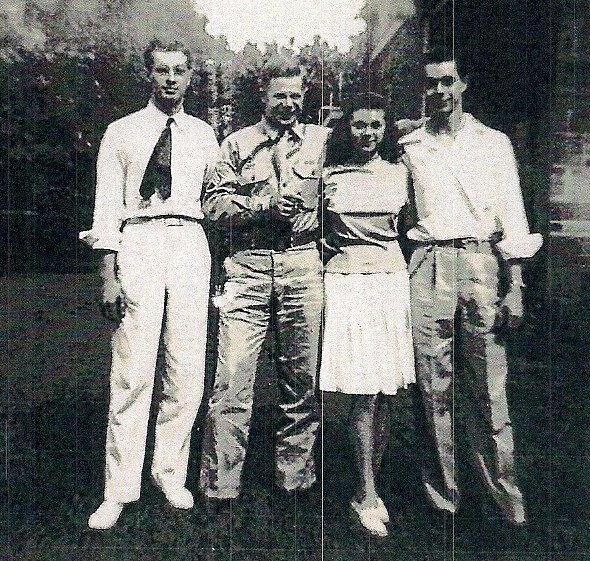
[192,0,366,52]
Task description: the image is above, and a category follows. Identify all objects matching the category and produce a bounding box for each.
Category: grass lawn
[1,263,589,561]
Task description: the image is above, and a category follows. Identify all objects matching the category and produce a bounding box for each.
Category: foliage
[0,1,357,273]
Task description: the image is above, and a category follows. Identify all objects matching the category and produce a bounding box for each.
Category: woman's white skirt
[319,270,416,395]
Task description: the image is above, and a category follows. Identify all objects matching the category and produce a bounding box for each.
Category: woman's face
[349,108,386,156]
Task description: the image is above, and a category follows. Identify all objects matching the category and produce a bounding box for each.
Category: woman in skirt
[320,92,415,537]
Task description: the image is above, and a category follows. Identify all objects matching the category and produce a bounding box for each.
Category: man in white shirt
[400,56,543,525]
[80,40,219,529]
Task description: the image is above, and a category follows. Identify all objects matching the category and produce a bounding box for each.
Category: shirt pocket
[239,159,273,184]
[292,160,321,209]
[292,160,320,180]
[407,245,432,277]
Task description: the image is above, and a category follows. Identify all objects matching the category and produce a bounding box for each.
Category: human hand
[273,194,303,220]
[292,210,319,233]
[323,181,337,202]
[494,285,524,331]
[100,277,127,323]
[99,253,126,323]
[395,118,427,134]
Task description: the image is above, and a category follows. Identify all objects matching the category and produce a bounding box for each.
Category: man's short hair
[144,40,194,71]
[424,49,469,81]
[259,64,303,92]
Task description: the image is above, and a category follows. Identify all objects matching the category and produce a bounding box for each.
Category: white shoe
[88,501,124,530]
[375,497,390,524]
[350,500,388,538]
[161,484,194,510]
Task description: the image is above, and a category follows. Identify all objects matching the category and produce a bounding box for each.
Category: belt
[224,228,319,253]
[254,232,318,252]
[121,215,201,230]
[419,238,494,251]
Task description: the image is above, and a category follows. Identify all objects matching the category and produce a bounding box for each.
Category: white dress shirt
[80,101,220,252]
[400,113,542,260]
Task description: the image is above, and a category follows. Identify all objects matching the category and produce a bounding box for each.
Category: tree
[0,0,233,273]
[0,1,355,273]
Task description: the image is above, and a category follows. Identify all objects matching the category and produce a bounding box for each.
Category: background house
[355,0,590,315]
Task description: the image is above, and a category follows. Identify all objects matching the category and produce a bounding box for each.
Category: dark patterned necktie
[139,117,174,201]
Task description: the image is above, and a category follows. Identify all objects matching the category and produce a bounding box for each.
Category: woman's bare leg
[350,394,380,505]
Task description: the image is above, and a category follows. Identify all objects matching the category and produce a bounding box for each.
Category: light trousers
[410,243,525,523]
[103,220,210,503]
[200,246,322,498]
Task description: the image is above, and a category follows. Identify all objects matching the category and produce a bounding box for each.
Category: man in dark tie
[80,40,219,529]
[199,65,330,500]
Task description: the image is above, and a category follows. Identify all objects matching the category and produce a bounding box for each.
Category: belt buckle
[461,238,478,250]
[163,217,184,227]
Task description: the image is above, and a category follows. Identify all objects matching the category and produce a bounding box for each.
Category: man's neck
[427,106,465,137]
[263,116,298,137]
[152,97,183,116]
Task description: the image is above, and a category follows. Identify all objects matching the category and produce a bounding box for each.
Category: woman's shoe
[375,497,390,524]
[350,500,388,538]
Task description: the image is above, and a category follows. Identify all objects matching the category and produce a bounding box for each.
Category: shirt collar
[400,113,477,151]
[427,112,475,143]
[258,117,304,142]
[145,100,190,132]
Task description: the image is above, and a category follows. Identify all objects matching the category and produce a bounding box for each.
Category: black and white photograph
[1,0,587,559]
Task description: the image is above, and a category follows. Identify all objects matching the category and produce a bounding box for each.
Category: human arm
[396,166,418,261]
[317,169,343,258]
[78,125,127,321]
[202,137,275,225]
[490,135,542,330]
[493,134,543,260]
[79,124,126,252]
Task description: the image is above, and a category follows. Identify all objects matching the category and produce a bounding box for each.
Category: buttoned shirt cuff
[407,215,472,242]
[206,194,273,221]
[79,230,121,252]
[496,233,543,260]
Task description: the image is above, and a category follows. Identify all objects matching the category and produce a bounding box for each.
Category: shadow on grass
[3,272,590,560]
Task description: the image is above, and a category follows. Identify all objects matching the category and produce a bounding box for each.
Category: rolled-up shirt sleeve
[202,138,272,224]
[494,135,543,260]
[79,124,125,251]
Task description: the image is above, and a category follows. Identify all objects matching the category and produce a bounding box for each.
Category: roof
[364,0,452,59]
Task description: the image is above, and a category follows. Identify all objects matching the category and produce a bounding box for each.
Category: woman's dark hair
[325,92,398,165]
[341,92,389,118]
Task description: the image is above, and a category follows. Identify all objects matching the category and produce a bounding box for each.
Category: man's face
[424,60,466,118]
[264,76,304,128]
[149,50,192,107]
[349,108,386,156]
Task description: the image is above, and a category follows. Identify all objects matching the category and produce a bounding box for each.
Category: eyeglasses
[351,120,384,131]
